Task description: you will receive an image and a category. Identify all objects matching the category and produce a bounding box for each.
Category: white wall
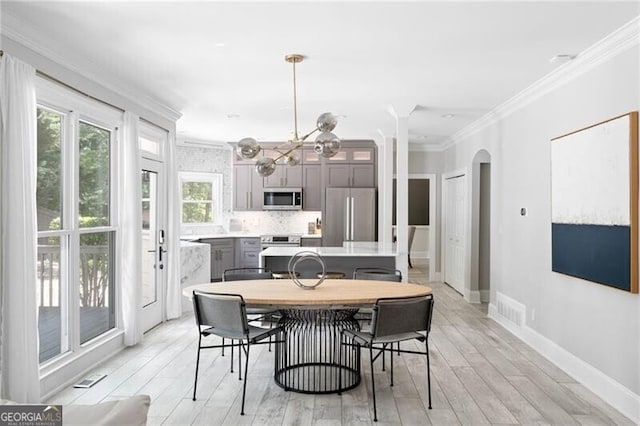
[440,38,639,418]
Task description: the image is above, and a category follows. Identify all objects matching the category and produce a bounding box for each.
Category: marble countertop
[181,233,322,241]
[180,240,211,247]
[261,242,397,257]
[181,233,261,241]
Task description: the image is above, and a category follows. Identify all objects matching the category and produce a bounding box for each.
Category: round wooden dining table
[183,279,432,394]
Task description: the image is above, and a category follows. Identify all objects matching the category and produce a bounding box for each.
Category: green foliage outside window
[182,180,214,223]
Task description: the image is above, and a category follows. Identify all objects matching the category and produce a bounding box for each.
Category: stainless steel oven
[260,235,302,249]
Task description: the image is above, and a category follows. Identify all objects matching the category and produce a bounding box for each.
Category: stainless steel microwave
[263,188,302,210]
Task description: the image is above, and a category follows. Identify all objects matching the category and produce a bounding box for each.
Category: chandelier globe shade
[236,54,341,177]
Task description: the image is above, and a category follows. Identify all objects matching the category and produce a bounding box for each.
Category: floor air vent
[73,374,107,388]
[495,292,525,328]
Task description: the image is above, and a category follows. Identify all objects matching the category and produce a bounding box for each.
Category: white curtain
[119,112,143,345]
[0,54,40,402]
[165,131,182,320]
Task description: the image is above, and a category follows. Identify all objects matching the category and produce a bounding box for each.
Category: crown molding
[408,143,445,153]
[1,12,181,123]
[177,136,232,149]
[444,16,640,150]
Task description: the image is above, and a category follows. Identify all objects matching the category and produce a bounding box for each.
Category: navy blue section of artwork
[552,223,630,291]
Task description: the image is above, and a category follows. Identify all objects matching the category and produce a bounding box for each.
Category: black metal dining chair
[339,294,434,422]
[353,268,402,282]
[353,268,403,346]
[222,268,278,372]
[192,291,282,415]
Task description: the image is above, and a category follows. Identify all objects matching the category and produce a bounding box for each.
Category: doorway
[444,172,467,294]
[471,150,492,303]
[392,174,437,281]
[141,159,166,332]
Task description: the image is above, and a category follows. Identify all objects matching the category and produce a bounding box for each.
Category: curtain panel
[165,131,181,320]
[0,53,40,402]
[119,112,143,345]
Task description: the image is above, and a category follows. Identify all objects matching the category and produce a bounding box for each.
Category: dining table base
[274,308,361,394]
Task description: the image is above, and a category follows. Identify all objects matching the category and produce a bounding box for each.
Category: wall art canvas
[551,112,638,293]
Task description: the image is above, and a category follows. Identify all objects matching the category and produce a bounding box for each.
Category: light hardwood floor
[47,260,634,425]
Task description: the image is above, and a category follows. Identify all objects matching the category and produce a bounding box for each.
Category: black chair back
[353,267,402,282]
[223,268,273,281]
[193,291,249,339]
[370,294,433,340]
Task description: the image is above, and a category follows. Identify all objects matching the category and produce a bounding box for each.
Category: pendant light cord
[292,59,299,141]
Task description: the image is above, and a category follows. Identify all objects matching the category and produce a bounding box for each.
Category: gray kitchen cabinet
[324,164,350,187]
[201,238,235,281]
[324,164,375,188]
[263,164,303,188]
[302,165,322,210]
[301,148,322,165]
[235,237,261,268]
[322,146,375,164]
[350,164,375,187]
[301,237,322,247]
[234,165,263,211]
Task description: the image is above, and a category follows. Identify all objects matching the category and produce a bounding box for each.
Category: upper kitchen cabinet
[302,165,322,210]
[324,164,375,187]
[323,142,376,187]
[234,165,263,211]
[323,146,375,164]
[262,144,303,188]
[263,164,303,188]
[301,148,323,165]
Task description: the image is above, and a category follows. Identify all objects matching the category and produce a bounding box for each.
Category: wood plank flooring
[47,260,634,425]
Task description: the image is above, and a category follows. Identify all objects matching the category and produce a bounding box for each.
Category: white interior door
[141,159,165,332]
[444,174,466,294]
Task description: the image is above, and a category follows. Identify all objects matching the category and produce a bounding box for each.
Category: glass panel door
[141,160,165,331]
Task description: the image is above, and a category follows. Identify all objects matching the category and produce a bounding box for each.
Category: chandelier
[236,54,340,177]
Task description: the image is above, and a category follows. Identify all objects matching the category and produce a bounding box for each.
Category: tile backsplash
[230,210,321,235]
[177,144,322,236]
[182,211,322,236]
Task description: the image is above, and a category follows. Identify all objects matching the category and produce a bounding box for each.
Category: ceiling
[2,1,638,150]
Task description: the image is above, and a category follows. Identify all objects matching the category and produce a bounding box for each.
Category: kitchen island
[259,242,397,279]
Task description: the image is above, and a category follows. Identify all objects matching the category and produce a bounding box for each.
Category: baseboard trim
[479,289,490,303]
[465,289,481,303]
[488,304,640,424]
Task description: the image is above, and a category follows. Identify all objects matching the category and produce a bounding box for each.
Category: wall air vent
[495,292,525,328]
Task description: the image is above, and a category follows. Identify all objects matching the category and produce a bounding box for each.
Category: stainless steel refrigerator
[322,188,377,246]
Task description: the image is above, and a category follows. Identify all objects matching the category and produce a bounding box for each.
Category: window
[179,172,222,224]
[36,80,119,365]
